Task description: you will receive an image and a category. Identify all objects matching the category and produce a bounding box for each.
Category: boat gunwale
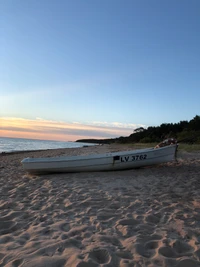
[21,145,177,164]
[22,152,176,174]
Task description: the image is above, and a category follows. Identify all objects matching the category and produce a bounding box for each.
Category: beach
[0,144,200,267]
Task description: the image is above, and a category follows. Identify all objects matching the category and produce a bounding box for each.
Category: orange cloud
[0,117,136,141]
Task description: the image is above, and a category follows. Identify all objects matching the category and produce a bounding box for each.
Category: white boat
[21,144,177,174]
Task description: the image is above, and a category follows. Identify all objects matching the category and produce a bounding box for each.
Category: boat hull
[21,144,177,174]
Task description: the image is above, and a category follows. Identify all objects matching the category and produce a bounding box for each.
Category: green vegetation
[177,143,200,152]
[77,115,200,145]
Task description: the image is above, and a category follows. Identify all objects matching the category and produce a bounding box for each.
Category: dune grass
[177,143,200,152]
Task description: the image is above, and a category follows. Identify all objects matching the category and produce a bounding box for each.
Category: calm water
[0,137,95,153]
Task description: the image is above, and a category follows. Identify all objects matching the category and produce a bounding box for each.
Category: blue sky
[1,0,200,141]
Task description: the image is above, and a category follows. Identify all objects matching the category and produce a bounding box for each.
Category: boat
[21,142,178,174]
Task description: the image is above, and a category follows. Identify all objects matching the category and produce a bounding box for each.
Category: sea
[0,137,96,153]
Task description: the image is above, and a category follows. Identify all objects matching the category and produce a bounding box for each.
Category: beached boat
[21,143,177,174]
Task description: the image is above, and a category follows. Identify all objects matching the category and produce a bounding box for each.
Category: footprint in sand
[108,202,121,210]
[116,219,140,237]
[135,243,156,258]
[195,248,200,261]
[88,248,111,264]
[117,219,139,226]
[176,258,200,267]
[60,223,70,232]
[67,226,88,238]
[97,213,116,221]
[22,257,66,267]
[145,214,161,224]
[116,250,133,260]
[76,260,98,267]
[136,234,162,244]
[158,246,177,258]
[0,211,25,221]
[95,235,122,247]
[0,221,19,235]
[8,258,24,267]
[0,235,14,244]
[121,259,139,267]
[159,240,195,260]
[173,240,194,256]
[144,240,159,250]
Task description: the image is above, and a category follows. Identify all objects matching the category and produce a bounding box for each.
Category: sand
[0,144,200,267]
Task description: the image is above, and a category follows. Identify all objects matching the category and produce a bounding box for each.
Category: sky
[1,0,200,141]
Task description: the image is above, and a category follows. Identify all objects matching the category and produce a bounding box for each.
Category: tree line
[77,115,200,144]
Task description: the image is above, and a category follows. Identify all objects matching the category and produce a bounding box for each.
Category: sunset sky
[1,0,200,141]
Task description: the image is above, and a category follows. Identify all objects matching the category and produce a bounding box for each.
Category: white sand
[0,144,200,267]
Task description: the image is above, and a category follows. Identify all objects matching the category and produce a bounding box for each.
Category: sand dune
[0,145,200,266]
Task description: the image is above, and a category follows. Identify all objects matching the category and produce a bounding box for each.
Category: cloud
[88,121,146,129]
[0,117,146,141]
